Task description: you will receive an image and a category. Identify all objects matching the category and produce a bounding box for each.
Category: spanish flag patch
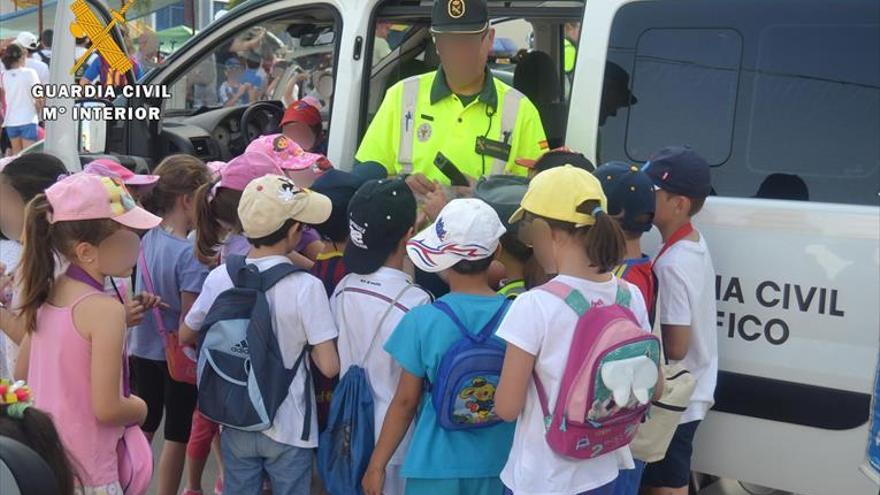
[539,140,550,150]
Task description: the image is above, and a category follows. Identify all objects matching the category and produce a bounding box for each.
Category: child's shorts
[4,124,38,141]
[642,420,702,488]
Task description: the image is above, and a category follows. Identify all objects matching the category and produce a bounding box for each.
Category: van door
[73,0,365,169]
[572,1,879,494]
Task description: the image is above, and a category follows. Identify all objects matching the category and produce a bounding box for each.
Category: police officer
[355,0,548,196]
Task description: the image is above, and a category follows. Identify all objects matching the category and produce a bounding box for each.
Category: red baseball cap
[281,100,322,128]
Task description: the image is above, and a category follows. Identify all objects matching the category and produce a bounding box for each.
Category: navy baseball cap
[224,58,243,69]
[474,175,529,233]
[345,178,417,275]
[642,146,712,198]
[594,162,655,233]
[310,169,368,243]
[431,0,489,34]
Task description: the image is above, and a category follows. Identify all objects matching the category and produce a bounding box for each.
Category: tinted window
[599,0,880,205]
[626,29,741,165]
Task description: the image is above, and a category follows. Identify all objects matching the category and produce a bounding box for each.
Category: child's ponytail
[18,194,56,333]
[577,200,626,274]
[194,181,243,266]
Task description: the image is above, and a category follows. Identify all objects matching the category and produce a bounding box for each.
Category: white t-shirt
[0,68,40,127]
[331,267,432,466]
[25,58,49,84]
[496,274,651,495]
[654,233,718,424]
[185,255,338,448]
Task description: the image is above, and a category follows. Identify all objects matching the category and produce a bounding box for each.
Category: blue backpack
[197,255,313,436]
[430,299,511,430]
[318,282,419,495]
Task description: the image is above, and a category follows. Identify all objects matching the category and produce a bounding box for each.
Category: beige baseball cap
[238,174,332,239]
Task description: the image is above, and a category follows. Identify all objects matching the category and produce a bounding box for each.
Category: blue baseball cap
[224,57,243,69]
[594,162,655,233]
[642,146,712,198]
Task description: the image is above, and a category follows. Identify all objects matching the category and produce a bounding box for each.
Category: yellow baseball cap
[509,165,608,227]
[238,174,332,238]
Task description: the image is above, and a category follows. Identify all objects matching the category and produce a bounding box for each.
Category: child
[592,162,658,495]
[180,174,340,494]
[189,151,287,495]
[193,151,284,265]
[131,154,212,495]
[0,379,77,495]
[474,176,531,299]
[493,165,653,495]
[594,161,657,319]
[0,44,43,154]
[362,198,514,495]
[334,178,432,495]
[515,147,595,179]
[0,153,67,371]
[15,173,157,493]
[219,58,251,107]
[640,146,717,495]
[281,99,327,155]
[309,169,367,296]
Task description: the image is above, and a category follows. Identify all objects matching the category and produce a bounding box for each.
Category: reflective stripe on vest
[398,77,420,174]
[491,88,524,175]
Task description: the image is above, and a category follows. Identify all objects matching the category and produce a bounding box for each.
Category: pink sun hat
[46,173,161,230]
[84,158,160,188]
[218,151,284,191]
[245,134,332,187]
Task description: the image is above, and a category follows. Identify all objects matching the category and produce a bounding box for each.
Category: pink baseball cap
[218,151,283,191]
[245,134,332,173]
[46,173,161,230]
[206,161,227,180]
[85,159,160,187]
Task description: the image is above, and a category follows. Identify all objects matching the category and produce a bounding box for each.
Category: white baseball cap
[406,198,506,273]
[15,32,39,51]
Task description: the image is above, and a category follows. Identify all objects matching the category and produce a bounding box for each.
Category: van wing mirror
[75,99,112,154]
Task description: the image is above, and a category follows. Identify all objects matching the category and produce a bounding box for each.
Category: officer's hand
[405,173,436,196]
[424,187,448,223]
[452,177,476,198]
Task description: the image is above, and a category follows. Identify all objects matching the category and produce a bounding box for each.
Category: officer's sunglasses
[433,29,490,52]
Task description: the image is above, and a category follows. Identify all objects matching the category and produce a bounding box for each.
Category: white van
[44,1,879,494]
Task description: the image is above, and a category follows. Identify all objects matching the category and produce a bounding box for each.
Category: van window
[598,0,880,206]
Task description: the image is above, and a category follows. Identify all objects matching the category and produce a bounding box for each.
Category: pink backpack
[534,279,661,459]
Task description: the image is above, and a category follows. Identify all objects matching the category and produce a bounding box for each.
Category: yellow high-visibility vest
[356,68,547,184]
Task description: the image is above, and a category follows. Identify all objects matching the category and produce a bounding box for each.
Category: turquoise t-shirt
[384,293,515,479]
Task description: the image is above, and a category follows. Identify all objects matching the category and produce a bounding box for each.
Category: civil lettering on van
[715,275,846,346]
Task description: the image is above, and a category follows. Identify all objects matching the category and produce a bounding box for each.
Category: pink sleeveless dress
[28,291,124,493]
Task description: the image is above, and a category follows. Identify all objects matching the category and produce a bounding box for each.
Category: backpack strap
[615,278,632,308]
[138,246,169,340]
[538,281,591,316]
[290,344,313,442]
[433,299,511,344]
[260,262,303,291]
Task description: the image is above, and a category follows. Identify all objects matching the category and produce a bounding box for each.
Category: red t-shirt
[613,255,656,325]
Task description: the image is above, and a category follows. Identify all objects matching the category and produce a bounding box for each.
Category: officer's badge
[417,123,433,142]
[448,0,465,19]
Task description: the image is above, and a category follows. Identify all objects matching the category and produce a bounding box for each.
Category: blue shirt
[241,68,264,90]
[384,293,515,479]
[130,228,210,361]
[83,57,144,84]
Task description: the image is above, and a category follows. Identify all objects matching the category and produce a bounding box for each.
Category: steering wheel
[240,101,285,143]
